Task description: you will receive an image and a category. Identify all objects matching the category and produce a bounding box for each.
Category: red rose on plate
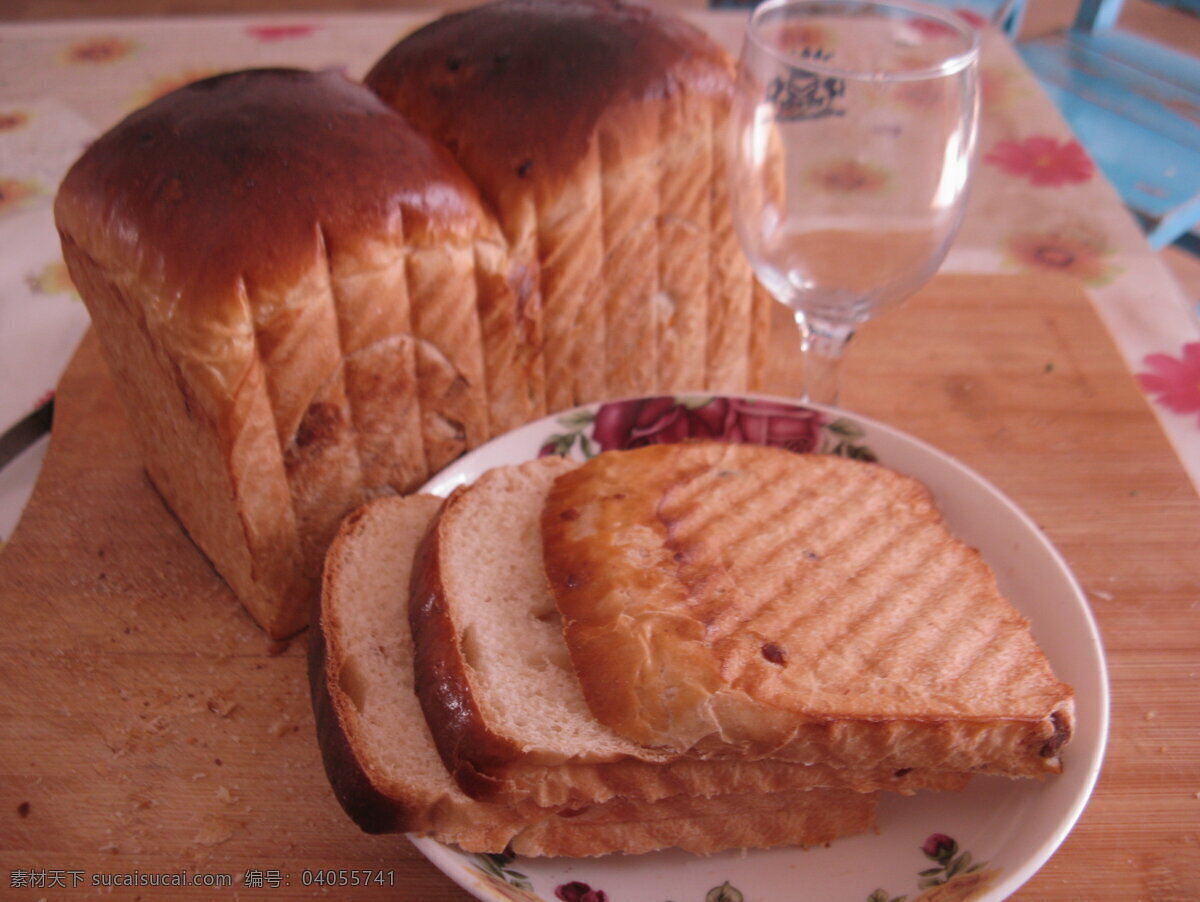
[592,396,690,450]
[922,832,958,860]
[718,397,824,450]
[555,882,607,902]
[592,396,824,454]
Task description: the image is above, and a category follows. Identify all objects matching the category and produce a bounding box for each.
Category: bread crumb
[193,814,235,846]
[206,696,239,718]
[1145,711,1157,720]
[216,785,237,804]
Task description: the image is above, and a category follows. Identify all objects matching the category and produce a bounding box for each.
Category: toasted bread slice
[310,492,877,855]
[541,442,1074,773]
[408,456,970,809]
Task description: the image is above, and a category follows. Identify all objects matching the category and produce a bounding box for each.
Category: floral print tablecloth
[0,8,1197,542]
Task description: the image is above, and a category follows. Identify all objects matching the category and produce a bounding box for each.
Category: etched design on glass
[767,60,845,121]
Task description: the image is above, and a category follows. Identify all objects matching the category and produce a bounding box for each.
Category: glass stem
[796,314,855,406]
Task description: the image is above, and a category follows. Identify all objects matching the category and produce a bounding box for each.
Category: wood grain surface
[1,273,1198,900]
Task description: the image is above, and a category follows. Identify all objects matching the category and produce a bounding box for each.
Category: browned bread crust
[542,442,1075,773]
[366,0,770,409]
[55,68,522,636]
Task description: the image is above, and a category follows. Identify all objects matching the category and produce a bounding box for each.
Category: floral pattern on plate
[869,834,998,902]
[537,394,876,462]
[464,834,997,902]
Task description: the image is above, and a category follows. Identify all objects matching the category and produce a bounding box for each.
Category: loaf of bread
[366,0,773,410]
[55,1,779,638]
[54,67,536,637]
[311,491,878,855]
[541,442,1075,773]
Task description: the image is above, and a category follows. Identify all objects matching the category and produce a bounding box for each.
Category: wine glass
[730,0,981,405]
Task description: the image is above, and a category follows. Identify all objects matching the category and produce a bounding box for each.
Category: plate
[412,393,1108,902]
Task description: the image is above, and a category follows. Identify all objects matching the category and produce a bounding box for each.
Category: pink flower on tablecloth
[904,9,984,37]
[776,22,837,57]
[954,9,989,29]
[0,178,39,215]
[1001,223,1118,285]
[130,69,222,109]
[60,36,137,65]
[0,110,29,133]
[246,24,319,41]
[806,158,891,195]
[1137,342,1200,424]
[25,261,77,298]
[984,136,1094,186]
[980,65,1026,112]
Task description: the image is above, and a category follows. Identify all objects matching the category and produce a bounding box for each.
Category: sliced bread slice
[408,456,969,809]
[310,492,877,855]
[310,493,526,848]
[541,442,1074,773]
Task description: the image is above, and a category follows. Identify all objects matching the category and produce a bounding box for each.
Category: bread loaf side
[55,68,528,636]
[366,0,771,411]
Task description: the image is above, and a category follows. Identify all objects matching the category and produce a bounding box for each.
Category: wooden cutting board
[1,273,1198,900]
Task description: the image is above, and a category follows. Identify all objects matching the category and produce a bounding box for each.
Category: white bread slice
[408,457,970,809]
[310,493,524,848]
[310,492,878,855]
[541,442,1075,773]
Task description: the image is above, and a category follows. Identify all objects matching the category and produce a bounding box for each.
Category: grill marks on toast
[543,442,1074,768]
[654,453,1047,716]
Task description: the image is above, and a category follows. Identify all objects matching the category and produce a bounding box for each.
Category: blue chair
[709,0,1026,35]
[956,0,1026,36]
[1019,0,1200,249]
